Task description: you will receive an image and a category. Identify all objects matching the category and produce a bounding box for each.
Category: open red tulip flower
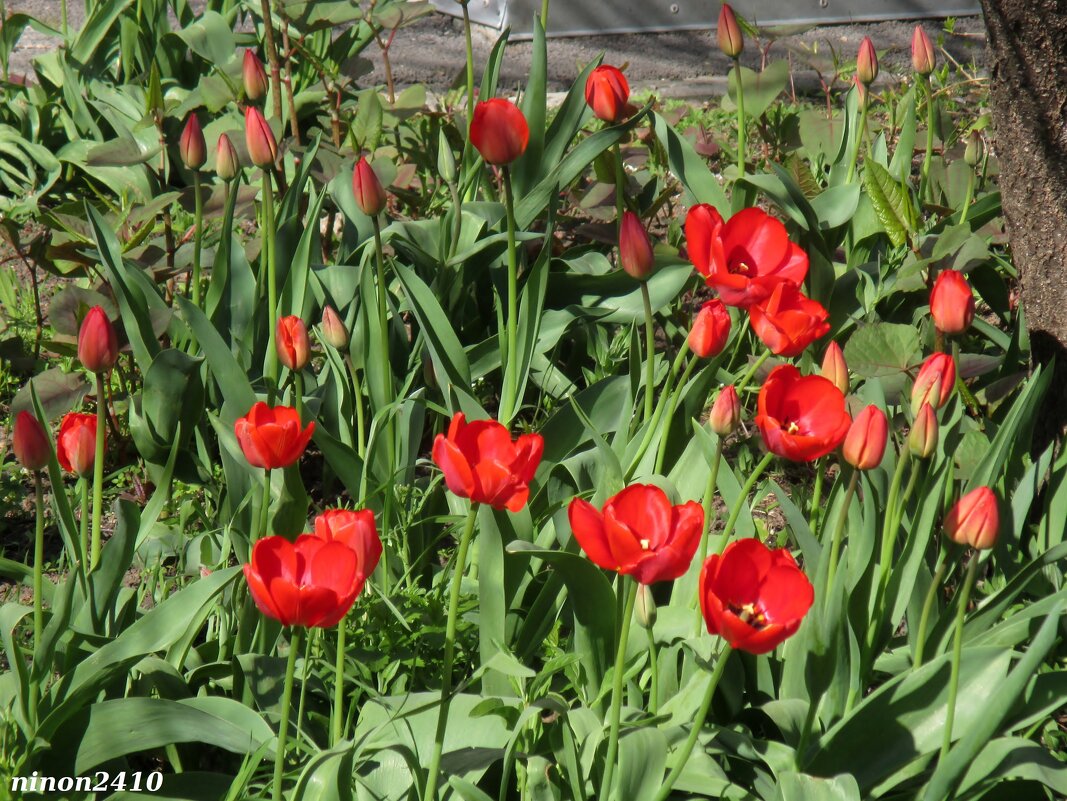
[929,269,976,335]
[755,365,851,462]
[243,535,367,628]
[584,64,631,123]
[749,281,831,357]
[699,538,814,654]
[432,413,543,512]
[57,412,98,476]
[470,98,529,166]
[314,509,383,580]
[234,402,315,470]
[684,205,808,308]
[568,484,704,585]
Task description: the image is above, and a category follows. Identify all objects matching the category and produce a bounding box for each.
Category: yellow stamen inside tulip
[640,538,650,550]
[786,421,800,434]
[733,602,768,629]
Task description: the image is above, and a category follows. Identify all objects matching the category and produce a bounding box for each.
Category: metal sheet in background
[431,0,981,39]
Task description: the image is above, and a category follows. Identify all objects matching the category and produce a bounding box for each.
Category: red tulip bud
[77,305,118,374]
[244,106,277,169]
[321,306,349,350]
[13,411,50,472]
[944,486,999,550]
[277,316,311,371]
[709,385,740,436]
[688,299,731,358]
[909,402,939,459]
[930,269,975,336]
[842,405,887,470]
[857,36,878,86]
[717,4,744,59]
[243,49,269,102]
[619,211,654,280]
[820,342,849,395]
[180,114,206,170]
[353,156,387,216]
[216,133,240,181]
[585,65,631,124]
[911,26,936,76]
[470,98,529,166]
[56,412,98,476]
[911,353,955,415]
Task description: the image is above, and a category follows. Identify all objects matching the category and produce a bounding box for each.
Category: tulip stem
[653,351,698,475]
[372,216,395,593]
[941,552,977,759]
[192,169,203,308]
[293,371,305,422]
[263,169,279,396]
[919,75,936,204]
[716,451,775,556]
[640,281,656,426]
[733,56,746,180]
[599,579,639,801]
[461,1,475,128]
[809,457,826,536]
[30,472,44,717]
[501,167,521,424]
[697,438,726,569]
[960,169,975,225]
[89,373,106,571]
[646,624,659,715]
[735,348,771,396]
[343,353,367,459]
[872,452,918,630]
[913,553,948,669]
[273,627,303,801]
[613,143,626,240]
[332,619,346,746]
[540,0,550,28]
[257,468,272,539]
[627,341,690,479]
[845,92,869,184]
[79,477,89,573]
[651,646,733,801]
[823,469,859,609]
[424,501,480,801]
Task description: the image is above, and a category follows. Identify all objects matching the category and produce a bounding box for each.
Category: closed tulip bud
[619,211,654,280]
[842,405,888,470]
[820,342,849,395]
[277,316,311,371]
[635,583,657,629]
[964,130,985,167]
[709,385,740,436]
[215,133,240,181]
[437,128,457,184]
[944,486,999,550]
[909,402,939,458]
[244,106,277,169]
[321,306,349,350]
[57,412,99,476]
[470,98,529,165]
[717,4,744,59]
[930,269,976,335]
[857,36,878,86]
[911,353,956,415]
[243,49,269,102]
[77,305,118,374]
[911,26,936,76]
[13,411,50,472]
[180,113,206,170]
[353,156,387,216]
[584,64,631,123]
[688,299,731,358]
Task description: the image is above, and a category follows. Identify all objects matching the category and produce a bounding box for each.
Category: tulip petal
[432,435,476,500]
[243,564,285,623]
[722,207,789,277]
[567,498,615,571]
[759,564,814,624]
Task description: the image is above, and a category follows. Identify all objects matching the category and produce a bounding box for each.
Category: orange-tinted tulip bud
[820,341,849,395]
[709,385,740,436]
[619,211,654,280]
[911,26,936,76]
[909,402,939,459]
[944,486,999,550]
[930,269,975,335]
[911,353,955,415]
[842,405,887,470]
[717,4,744,59]
[352,156,387,216]
[857,36,878,86]
[216,133,240,181]
[244,106,277,169]
[180,113,206,170]
[276,316,311,371]
[13,411,49,471]
[470,98,529,165]
[243,49,269,102]
[584,64,631,123]
[77,305,118,374]
[689,299,731,358]
[56,412,98,476]
[321,306,349,350]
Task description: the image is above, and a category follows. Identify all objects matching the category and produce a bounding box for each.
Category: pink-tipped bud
[180,114,206,170]
[709,385,740,436]
[244,106,277,169]
[243,49,269,102]
[13,411,50,472]
[77,305,119,374]
[353,156,387,217]
[276,316,311,371]
[911,353,956,415]
[717,4,744,59]
[689,299,731,358]
[321,306,349,350]
[857,36,878,86]
[215,133,240,181]
[930,269,976,336]
[820,342,849,395]
[909,402,939,459]
[619,211,655,280]
[944,486,999,550]
[842,405,888,470]
[911,26,936,76]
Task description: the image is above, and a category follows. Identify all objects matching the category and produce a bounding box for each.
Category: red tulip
[911,26,936,75]
[910,353,956,414]
[353,156,387,216]
[709,385,740,436]
[619,211,655,280]
[56,412,98,476]
[568,484,704,585]
[755,365,851,462]
[243,49,269,102]
[717,4,744,58]
[909,402,939,459]
[699,538,814,654]
[584,64,630,123]
[234,402,314,470]
[432,413,543,512]
[276,316,310,371]
[688,299,731,358]
[857,36,878,86]
[180,114,206,170]
[13,411,50,472]
[749,281,830,357]
[77,306,118,374]
[243,535,366,628]
[244,106,277,169]
[313,509,383,580]
[820,342,849,395]
[929,270,975,335]
[685,205,808,308]
[216,133,240,181]
[842,405,888,470]
[470,98,529,166]
[321,306,349,350]
[944,486,999,550]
